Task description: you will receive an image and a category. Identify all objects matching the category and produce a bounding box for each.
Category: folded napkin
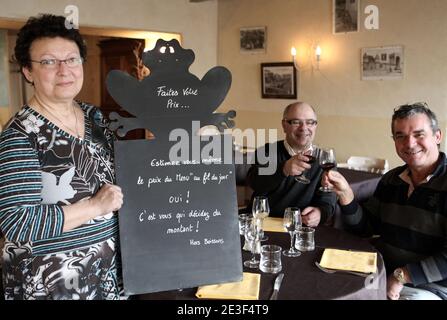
[263,217,286,233]
[196,272,260,300]
[319,248,377,274]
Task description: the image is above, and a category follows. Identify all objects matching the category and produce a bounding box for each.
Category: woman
[0,14,124,300]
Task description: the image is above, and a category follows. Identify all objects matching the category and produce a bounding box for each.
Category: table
[331,168,382,229]
[136,226,387,300]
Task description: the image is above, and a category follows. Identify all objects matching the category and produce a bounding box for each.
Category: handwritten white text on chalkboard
[156,86,198,97]
[149,158,222,167]
[167,224,194,233]
[138,209,221,222]
[202,172,229,184]
[157,86,178,97]
[190,238,225,246]
[156,85,199,110]
[146,176,162,188]
[168,191,190,204]
[151,159,181,167]
[167,99,189,109]
[138,207,223,244]
[138,171,232,188]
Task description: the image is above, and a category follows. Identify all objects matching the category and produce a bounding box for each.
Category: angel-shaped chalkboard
[106,39,236,138]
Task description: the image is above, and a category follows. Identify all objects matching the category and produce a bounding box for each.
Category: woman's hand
[90,184,124,216]
[62,184,123,232]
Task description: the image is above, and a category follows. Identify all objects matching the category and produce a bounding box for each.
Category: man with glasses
[246,102,336,226]
[325,103,447,300]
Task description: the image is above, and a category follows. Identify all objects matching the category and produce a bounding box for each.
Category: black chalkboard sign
[106,39,235,138]
[115,136,242,295]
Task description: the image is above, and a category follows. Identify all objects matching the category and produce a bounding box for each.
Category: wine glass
[319,148,336,192]
[252,196,270,241]
[282,207,302,257]
[295,145,319,184]
[243,218,261,268]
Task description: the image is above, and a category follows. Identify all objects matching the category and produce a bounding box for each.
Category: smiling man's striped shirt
[340,152,447,287]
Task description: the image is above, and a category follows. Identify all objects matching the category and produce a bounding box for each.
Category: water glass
[238,214,252,235]
[259,245,282,274]
[252,196,270,241]
[295,226,315,251]
[243,219,261,268]
[282,207,302,257]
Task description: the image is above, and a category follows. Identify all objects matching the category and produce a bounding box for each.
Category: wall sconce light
[291,46,298,70]
[315,45,322,70]
[290,44,323,71]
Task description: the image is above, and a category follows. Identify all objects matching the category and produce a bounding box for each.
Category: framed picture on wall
[361,46,404,80]
[261,62,297,99]
[333,0,359,34]
[240,26,266,53]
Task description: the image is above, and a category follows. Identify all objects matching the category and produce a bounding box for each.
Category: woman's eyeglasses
[30,57,84,69]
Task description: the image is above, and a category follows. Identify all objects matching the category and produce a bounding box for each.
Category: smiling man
[325,103,447,300]
[246,102,336,226]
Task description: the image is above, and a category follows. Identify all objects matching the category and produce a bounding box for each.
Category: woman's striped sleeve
[0,128,65,242]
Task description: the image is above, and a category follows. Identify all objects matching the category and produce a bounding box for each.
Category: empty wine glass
[282,207,302,257]
[295,145,319,184]
[252,196,270,241]
[243,219,261,268]
[319,148,336,192]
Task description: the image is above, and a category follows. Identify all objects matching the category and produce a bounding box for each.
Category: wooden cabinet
[99,38,147,140]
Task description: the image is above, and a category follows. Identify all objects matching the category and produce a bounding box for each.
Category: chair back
[346,156,389,174]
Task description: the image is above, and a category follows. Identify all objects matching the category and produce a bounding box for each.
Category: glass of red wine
[295,145,318,184]
[319,148,336,192]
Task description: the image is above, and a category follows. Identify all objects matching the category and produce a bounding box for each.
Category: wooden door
[99,38,147,140]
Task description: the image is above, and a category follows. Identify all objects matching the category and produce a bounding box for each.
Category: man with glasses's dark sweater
[247,102,336,226]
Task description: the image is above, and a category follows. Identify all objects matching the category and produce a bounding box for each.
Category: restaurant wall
[217,0,447,169]
[0,0,218,125]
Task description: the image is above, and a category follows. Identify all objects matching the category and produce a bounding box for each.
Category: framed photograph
[361,46,404,80]
[240,26,266,53]
[261,62,297,99]
[333,0,359,34]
